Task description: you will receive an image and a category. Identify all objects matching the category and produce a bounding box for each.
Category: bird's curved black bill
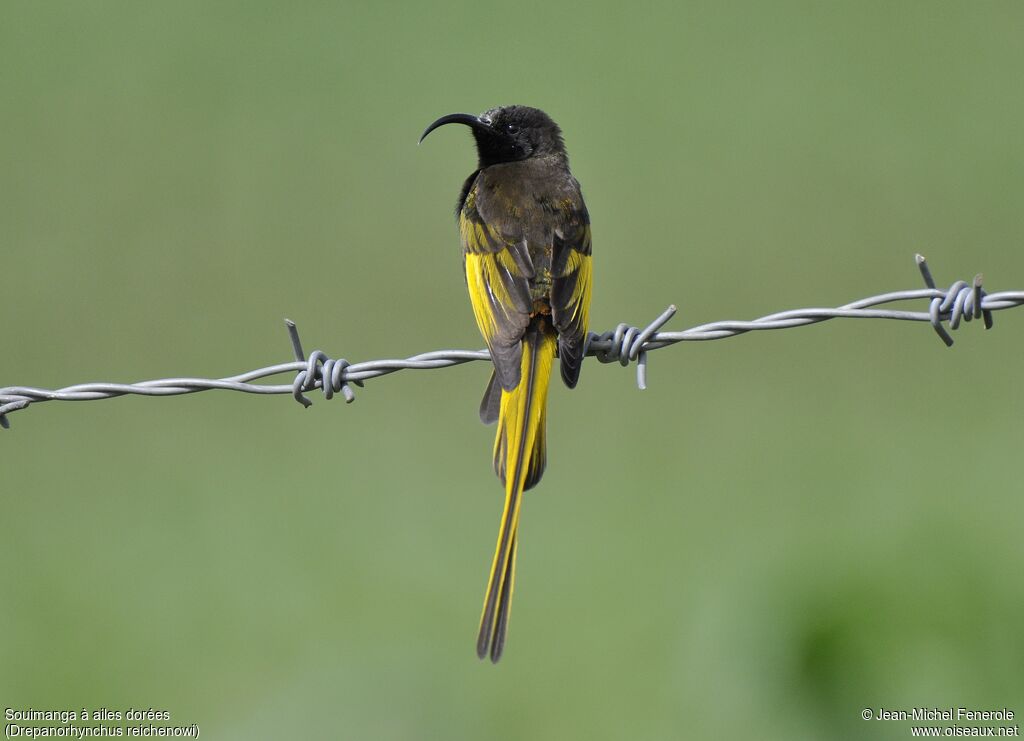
[419,113,486,144]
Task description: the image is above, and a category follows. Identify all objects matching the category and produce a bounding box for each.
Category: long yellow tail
[476,318,556,662]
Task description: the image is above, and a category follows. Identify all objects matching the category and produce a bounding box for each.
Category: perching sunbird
[420,106,592,662]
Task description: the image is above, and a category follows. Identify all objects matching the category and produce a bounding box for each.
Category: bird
[420,105,592,662]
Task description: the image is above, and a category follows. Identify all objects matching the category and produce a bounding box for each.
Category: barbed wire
[2,255,1022,430]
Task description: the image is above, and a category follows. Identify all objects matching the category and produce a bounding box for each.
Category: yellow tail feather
[477,320,556,662]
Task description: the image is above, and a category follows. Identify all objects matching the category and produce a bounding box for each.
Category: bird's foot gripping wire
[285,319,363,408]
[915,254,994,347]
[586,305,678,390]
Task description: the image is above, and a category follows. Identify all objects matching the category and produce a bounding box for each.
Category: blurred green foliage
[2,2,1022,739]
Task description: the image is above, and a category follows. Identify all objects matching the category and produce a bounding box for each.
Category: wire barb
[915,256,992,347]
[588,305,678,389]
[286,320,363,408]
[2,255,1022,429]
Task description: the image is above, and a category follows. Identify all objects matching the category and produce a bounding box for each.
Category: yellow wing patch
[551,222,592,388]
[460,200,532,390]
[466,253,514,344]
[562,248,592,332]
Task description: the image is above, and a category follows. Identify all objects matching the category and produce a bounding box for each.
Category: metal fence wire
[3,255,1022,430]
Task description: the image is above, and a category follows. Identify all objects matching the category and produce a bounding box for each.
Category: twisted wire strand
[2,255,1021,429]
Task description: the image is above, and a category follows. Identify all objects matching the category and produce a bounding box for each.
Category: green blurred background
[3,2,1022,739]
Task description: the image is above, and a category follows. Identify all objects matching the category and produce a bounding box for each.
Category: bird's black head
[420,105,566,168]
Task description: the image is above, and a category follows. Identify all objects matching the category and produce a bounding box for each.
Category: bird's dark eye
[505,123,520,134]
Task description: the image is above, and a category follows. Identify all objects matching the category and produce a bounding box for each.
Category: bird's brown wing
[551,198,592,388]
[460,182,533,392]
